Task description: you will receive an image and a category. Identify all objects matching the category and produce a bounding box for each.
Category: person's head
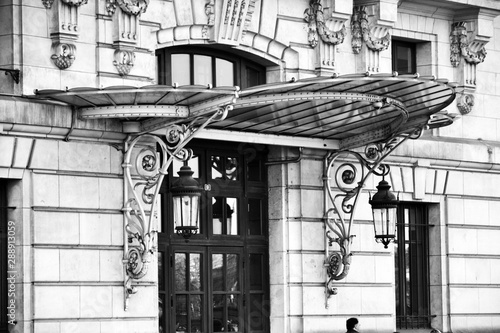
[346,317,359,331]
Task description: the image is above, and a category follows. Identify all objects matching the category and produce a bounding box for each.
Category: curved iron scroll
[323,128,422,307]
[122,106,231,310]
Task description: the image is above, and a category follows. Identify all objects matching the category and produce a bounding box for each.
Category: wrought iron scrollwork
[123,106,230,310]
[323,131,417,307]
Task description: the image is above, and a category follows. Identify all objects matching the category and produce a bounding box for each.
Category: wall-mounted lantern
[369,178,399,248]
[122,106,233,311]
[323,132,415,307]
[171,165,203,239]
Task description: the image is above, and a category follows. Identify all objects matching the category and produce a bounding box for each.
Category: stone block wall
[1,0,500,332]
[267,146,396,333]
[268,140,500,333]
[4,137,158,333]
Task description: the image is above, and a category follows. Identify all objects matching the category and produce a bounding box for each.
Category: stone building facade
[1,0,500,333]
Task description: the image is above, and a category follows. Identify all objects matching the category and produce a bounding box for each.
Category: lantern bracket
[122,105,231,311]
[323,127,422,307]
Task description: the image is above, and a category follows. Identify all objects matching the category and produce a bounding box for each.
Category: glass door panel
[173,251,205,333]
[212,197,238,235]
[158,251,166,333]
[211,250,243,332]
[248,199,264,236]
[248,252,267,332]
[211,155,239,181]
[160,141,269,333]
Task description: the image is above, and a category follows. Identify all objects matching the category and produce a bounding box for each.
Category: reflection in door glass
[212,294,240,332]
[213,294,224,333]
[212,197,238,235]
[176,253,187,291]
[211,156,238,180]
[175,252,204,333]
[212,254,223,291]
[176,295,188,332]
[212,253,241,332]
[190,294,203,332]
[190,253,201,291]
[227,294,240,332]
[227,254,239,291]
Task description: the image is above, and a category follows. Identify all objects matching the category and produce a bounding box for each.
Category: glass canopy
[34,72,457,149]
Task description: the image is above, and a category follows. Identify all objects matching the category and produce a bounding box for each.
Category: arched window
[156,46,266,89]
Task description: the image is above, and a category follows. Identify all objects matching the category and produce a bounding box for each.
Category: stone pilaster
[450,8,500,114]
[352,0,397,72]
[46,0,88,69]
[304,0,352,76]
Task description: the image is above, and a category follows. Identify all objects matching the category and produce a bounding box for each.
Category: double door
[159,245,268,333]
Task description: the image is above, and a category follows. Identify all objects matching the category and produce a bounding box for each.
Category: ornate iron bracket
[122,105,231,310]
[0,68,20,84]
[323,128,422,307]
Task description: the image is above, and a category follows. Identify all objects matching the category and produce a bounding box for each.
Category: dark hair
[346,317,359,330]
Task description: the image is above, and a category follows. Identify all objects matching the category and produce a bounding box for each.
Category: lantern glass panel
[372,207,397,238]
[173,195,200,230]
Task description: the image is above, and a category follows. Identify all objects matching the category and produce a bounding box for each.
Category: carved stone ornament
[113,49,135,76]
[106,0,117,15]
[42,0,55,8]
[117,0,149,16]
[42,0,87,8]
[61,0,88,6]
[217,0,253,44]
[51,42,76,69]
[457,93,474,115]
[351,6,391,54]
[206,0,215,25]
[304,0,346,48]
[450,22,487,67]
[202,0,215,39]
